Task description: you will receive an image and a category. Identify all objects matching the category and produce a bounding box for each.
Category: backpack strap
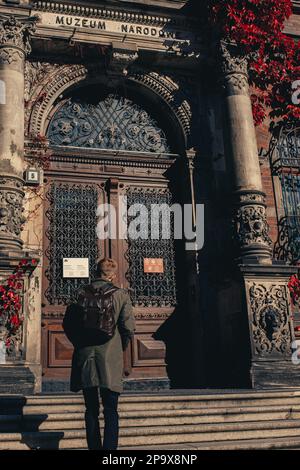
[94,285,119,298]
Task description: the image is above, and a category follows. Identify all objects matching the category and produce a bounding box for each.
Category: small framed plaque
[143,258,164,273]
[63,258,89,278]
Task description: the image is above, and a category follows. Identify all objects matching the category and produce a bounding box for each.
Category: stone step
[3,392,300,413]
[4,388,300,404]
[3,390,300,450]
[3,419,300,449]
[2,405,300,432]
[17,397,300,414]
[122,435,300,451]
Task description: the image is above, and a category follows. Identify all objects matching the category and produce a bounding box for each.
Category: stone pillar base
[0,364,35,395]
[215,260,297,388]
[240,261,297,389]
[251,361,300,389]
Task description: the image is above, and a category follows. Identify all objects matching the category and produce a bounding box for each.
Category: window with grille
[273,127,300,264]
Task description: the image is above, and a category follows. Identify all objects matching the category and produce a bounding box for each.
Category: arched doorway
[41,83,186,389]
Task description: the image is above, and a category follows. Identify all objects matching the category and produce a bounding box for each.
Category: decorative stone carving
[248,282,293,357]
[129,70,193,141]
[27,64,88,135]
[0,176,25,242]
[24,61,59,101]
[108,43,138,77]
[0,15,37,70]
[233,191,272,257]
[27,64,193,147]
[219,40,249,96]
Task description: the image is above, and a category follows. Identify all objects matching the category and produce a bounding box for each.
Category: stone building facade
[0,0,299,393]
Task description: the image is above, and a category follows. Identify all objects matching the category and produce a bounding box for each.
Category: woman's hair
[96,258,118,281]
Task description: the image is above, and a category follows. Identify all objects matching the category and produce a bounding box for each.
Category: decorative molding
[28,151,175,170]
[248,282,293,357]
[129,69,192,141]
[32,0,195,29]
[134,311,172,320]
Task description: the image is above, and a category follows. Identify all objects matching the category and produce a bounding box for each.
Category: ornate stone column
[0,15,36,259]
[0,15,39,394]
[218,41,297,388]
[220,40,273,261]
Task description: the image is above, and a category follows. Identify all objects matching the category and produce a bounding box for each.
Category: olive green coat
[67,279,135,394]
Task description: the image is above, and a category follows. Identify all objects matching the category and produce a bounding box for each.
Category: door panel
[42,168,177,383]
[42,178,106,378]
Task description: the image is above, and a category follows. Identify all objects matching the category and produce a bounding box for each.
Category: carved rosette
[233,191,273,258]
[0,175,26,251]
[219,40,249,96]
[247,282,293,358]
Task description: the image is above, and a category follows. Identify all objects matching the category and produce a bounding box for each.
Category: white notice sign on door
[63,258,89,278]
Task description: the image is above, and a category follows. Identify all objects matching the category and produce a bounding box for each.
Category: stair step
[2,406,300,432]
[2,389,300,450]
[3,422,300,449]
[123,435,300,450]
[9,397,300,415]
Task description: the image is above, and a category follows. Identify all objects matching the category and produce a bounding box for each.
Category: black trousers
[83,386,120,450]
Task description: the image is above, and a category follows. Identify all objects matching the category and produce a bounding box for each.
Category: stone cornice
[30,145,178,169]
[32,1,196,29]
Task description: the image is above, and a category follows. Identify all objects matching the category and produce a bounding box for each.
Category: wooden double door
[41,153,178,385]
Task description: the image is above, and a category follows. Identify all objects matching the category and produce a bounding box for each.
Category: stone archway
[25,62,192,148]
[31,73,193,390]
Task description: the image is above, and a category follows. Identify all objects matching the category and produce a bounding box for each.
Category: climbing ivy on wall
[207,0,300,128]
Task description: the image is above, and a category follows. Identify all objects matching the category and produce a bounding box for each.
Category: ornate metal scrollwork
[44,182,101,305]
[274,216,300,264]
[47,95,170,153]
[249,282,293,356]
[125,187,177,307]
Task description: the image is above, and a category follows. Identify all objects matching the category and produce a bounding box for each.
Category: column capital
[0,15,37,67]
[219,40,249,96]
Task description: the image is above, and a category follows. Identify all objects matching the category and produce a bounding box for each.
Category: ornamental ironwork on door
[47,94,171,153]
[125,186,177,307]
[44,182,101,305]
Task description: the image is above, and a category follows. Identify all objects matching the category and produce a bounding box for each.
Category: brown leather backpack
[76,284,119,345]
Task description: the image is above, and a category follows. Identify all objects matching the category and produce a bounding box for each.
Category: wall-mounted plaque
[143,258,164,273]
[63,258,89,278]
